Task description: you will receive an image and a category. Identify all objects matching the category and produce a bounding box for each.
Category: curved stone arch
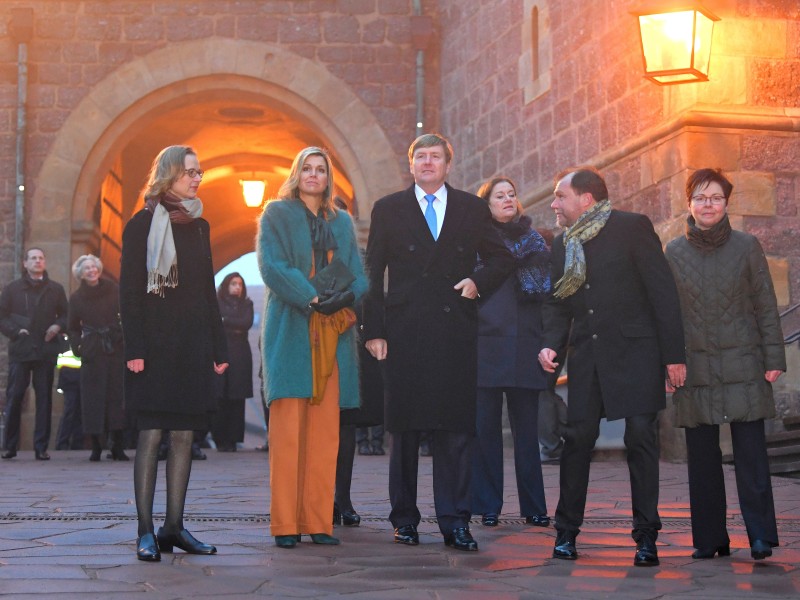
[31,39,405,281]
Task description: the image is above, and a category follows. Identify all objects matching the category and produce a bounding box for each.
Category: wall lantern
[632,4,719,85]
[240,179,266,208]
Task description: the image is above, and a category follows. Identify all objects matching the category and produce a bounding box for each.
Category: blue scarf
[492,215,551,300]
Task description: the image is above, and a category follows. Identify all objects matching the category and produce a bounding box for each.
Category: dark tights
[134,429,193,537]
[334,424,356,513]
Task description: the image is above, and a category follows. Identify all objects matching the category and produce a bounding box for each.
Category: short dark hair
[686,168,733,204]
[24,247,45,261]
[555,166,608,202]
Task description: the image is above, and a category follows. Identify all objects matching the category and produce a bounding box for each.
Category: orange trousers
[268,363,340,536]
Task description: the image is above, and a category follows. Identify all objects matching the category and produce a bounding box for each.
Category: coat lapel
[398,186,437,250]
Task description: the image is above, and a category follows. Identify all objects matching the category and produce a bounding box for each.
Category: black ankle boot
[111,431,129,461]
[90,436,102,462]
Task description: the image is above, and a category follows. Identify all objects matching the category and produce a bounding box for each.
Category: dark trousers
[389,429,472,535]
[4,360,56,453]
[472,387,546,517]
[55,367,83,450]
[685,420,778,549]
[555,373,661,541]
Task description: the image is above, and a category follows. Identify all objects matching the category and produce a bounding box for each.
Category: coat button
[443,305,451,313]
[592,334,598,340]
[422,272,428,278]
[585,283,591,289]
[409,245,415,252]
[588,309,594,315]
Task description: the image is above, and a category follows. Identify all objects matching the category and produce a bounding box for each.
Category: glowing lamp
[240,179,266,208]
[633,4,719,85]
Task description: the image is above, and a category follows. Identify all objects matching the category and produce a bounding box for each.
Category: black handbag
[309,257,355,295]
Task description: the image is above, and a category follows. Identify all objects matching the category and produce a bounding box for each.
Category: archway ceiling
[118,94,354,271]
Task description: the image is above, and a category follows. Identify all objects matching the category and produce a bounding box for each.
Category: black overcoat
[541,210,685,421]
[119,209,228,417]
[363,184,513,433]
[215,295,254,401]
[67,278,126,434]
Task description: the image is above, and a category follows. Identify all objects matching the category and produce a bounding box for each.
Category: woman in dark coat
[665,168,786,561]
[212,272,254,452]
[120,145,228,562]
[67,254,127,462]
[472,177,551,528]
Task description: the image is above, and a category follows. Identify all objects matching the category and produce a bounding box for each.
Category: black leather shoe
[751,539,773,560]
[444,527,478,551]
[156,527,216,554]
[357,442,373,456]
[634,537,659,566]
[371,445,385,456]
[35,450,50,461]
[692,544,730,559]
[191,446,207,460]
[136,532,161,562]
[393,524,419,545]
[481,513,499,527]
[525,514,551,527]
[341,509,360,527]
[553,532,578,560]
[1,450,17,459]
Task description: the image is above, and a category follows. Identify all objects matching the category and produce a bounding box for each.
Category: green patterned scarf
[552,199,612,299]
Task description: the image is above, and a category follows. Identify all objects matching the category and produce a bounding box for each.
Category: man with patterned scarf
[538,166,686,567]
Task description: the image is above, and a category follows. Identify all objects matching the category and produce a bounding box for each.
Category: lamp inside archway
[240,179,266,208]
[633,3,719,85]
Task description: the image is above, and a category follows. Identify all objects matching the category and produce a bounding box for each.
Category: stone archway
[30,39,405,284]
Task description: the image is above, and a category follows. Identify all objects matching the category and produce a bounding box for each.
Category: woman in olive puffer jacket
[665,168,786,562]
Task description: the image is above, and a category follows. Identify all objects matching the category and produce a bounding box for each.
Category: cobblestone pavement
[1,449,799,599]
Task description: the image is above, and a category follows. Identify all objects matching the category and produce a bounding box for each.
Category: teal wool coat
[257,199,368,408]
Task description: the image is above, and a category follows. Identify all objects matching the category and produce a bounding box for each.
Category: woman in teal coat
[257,147,367,549]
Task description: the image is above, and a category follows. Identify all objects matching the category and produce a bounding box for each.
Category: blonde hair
[277,147,335,210]
[141,145,197,201]
[72,254,103,281]
[408,133,454,164]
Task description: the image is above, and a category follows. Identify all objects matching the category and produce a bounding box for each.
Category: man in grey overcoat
[363,133,512,551]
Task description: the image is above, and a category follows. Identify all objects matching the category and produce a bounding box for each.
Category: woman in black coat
[472,177,551,528]
[67,254,127,462]
[212,272,254,452]
[120,145,228,562]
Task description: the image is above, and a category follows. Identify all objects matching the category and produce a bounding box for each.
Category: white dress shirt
[414,184,447,239]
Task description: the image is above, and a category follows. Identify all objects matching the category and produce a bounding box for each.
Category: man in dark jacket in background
[538,167,686,567]
[0,248,69,460]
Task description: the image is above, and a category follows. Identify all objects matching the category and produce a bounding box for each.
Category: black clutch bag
[309,257,355,295]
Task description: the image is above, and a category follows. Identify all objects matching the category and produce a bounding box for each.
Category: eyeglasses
[690,194,726,205]
[183,168,204,179]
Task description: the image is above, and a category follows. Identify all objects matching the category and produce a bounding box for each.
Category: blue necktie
[424,194,438,240]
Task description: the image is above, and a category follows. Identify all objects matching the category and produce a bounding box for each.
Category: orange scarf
[308,248,356,405]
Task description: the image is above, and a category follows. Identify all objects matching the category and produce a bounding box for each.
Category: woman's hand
[214,362,229,375]
[127,358,144,372]
[765,370,782,383]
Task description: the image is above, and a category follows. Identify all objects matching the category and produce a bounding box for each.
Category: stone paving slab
[1,449,799,598]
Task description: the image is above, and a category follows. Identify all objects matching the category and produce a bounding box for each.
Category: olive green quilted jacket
[665,230,786,428]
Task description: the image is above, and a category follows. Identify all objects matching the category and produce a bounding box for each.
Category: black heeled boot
[89,435,102,462]
[110,430,129,461]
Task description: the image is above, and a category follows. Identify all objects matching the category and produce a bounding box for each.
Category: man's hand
[366,338,387,361]
[538,348,559,373]
[44,324,61,342]
[454,277,478,299]
[214,362,229,375]
[665,363,687,392]
[127,358,144,373]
